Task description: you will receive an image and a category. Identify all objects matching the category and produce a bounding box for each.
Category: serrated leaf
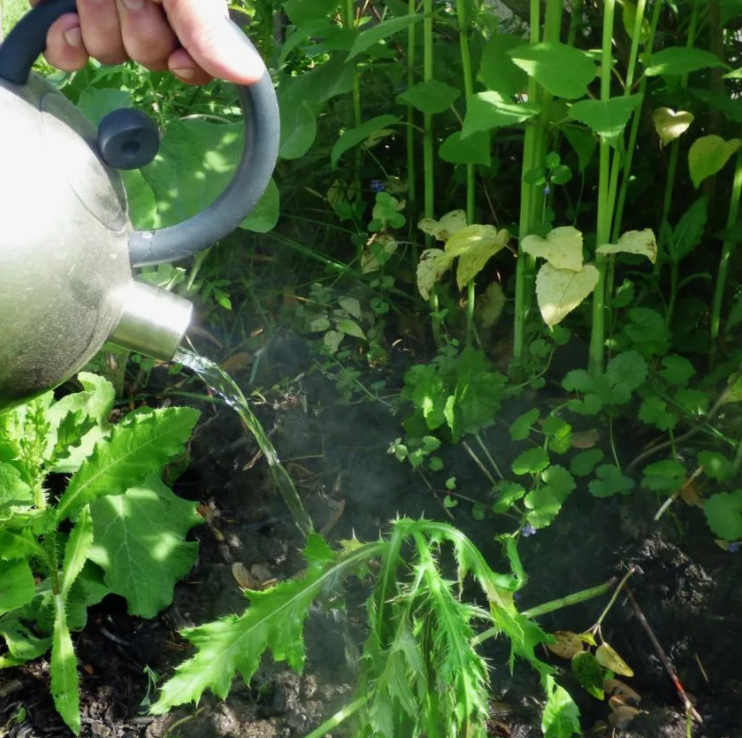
[641,460,686,493]
[596,643,634,677]
[522,226,584,271]
[570,449,604,477]
[639,397,676,430]
[542,678,581,738]
[0,528,46,561]
[689,136,741,189]
[510,409,540,441]
[396,80,460,114]
[0,559,35,616]
[571,651,605,699]
[347,14,424,61]
[541,465,576,502]
[547,631,584,660]
[416,248,453,300]
[51,594,80,735]
[660,355,696,387]
[568,95,643,146]
[535,263,600,327]
[646,47,725,77]
[87,476,203,618]
[0,462,33,513]
[418,210,468,242]
[606,350,648,393]
[512,448,550,475]
[698,451,736,482]
[597,229,656,263]
[562,369,593,393]
[589,464,635,497]
[151,538,380,713]
[461,91,539,137]
[704,490,742,541]
[60,507,94,600]
[492,481,526,513]
[508,42,596,99]
[56,407,200,523]
[331,115,400,168]
[653,108,694,145]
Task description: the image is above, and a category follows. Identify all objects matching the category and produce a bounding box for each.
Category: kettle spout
[108,281,193,362]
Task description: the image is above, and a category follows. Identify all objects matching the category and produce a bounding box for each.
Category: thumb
[158,0,266,84]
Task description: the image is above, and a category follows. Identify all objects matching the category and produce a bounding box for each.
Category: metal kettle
[0,0,279,412]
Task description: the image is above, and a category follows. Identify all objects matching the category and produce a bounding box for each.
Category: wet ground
[2,332,741,738]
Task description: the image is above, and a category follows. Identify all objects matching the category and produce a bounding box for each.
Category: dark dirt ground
[2,331,742,738]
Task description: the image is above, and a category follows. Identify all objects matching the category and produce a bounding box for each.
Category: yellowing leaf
[597,228,657,263]
[688,135,741,189]
[446,226,510,289]
[596,642,634,677]
[547,631,584,659]
[521,226,584,271]
[477,282,506,328]
[653,108,694,145]
[417,248,453,299]
[535,263,599,327]
[418,210,468,241]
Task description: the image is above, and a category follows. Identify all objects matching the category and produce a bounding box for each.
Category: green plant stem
[472,576,619,646]
[588,0,617,377]
[710,139,742,350]
[406,0,417,229]
[512,0,542,374]
[566,0,584,47]
[344,0,362,210]
[590,566,636,631]
[302,696,368,738]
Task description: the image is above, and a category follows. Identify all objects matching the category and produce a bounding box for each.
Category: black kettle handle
[0,0,280,267]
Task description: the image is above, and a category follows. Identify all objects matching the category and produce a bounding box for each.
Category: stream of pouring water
[173,347,313,538]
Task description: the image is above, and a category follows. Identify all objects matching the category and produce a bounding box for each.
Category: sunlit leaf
[596,643,634,677]
[653,107,694,145]
[331,115,400,168]
[547,631,584,660]
[461,92,539,137]
[535,263,600,327]
[688,135,741,189]
[522,226,584,271]
[568,95,643,146]
[418,210,468,242]
[597,229,656,263]
[347,14,424,61]
[646,47,725,77]
[416,249,453,300]
[508,42,596,99]
[479,34,528,96]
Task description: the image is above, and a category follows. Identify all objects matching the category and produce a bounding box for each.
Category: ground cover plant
[2,0,742,736]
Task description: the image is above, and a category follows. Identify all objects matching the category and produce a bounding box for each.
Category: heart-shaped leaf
[535,263,600,327]
[522,226,584,271]
[688,135,741,188]
[568,95,643,146]
[461,92,540,137]
[445,226,510,289]
[417,249,453,300]
[646,47,725,77]
[653,107,694,145]
[418,210,468,242]
[597,229,657,263]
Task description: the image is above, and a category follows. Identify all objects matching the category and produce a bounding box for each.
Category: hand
[31,0,265,85]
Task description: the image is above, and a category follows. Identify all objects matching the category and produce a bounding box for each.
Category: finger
[74,0,128,65]
[159,0,266,84]
[115,0,177,71]
[167,48,213,86]
[43,14,90,71]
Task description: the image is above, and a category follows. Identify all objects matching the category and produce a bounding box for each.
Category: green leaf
[446,225,509,289]
[646,47,725,77]
[121,169,160,230]
[542,416,572,454]
[688,135,741,189]
[151,537,380,713]
[283,0,339,26]
[461,92,539,137]
[641,460,686,493]
[77,88,132,127]
[525,487,562,528]
[698,451,736,483]
[562,369,593,393]
[88,476,203,618]
[56,407,200,523]
[240,178,281,234]
[659,355,696,387]
[568,95,643,145]
[336,318,367,340]
[589,464,635,497]
[638,397,677,431]
[60,507,94,600]
[571,651,604,699]
[0,528,46,561]
[674,387,710,415]
[347,14,424,60]
[0,462,32,514]
[438,131,491,166]
[331,115,399,167]
[508,42,596,99]
[622,0,650,42]
[479,34,528,96]
[492,481,526,513]
[512,448,550,475]
[542,677,581,737]
[541,465,576,502]
[704,490,742,541]
[51,593,80,734]
[0,559,35,616]
[570,449,604,477]
[563,126,597,172]
[396,80,460,114]
[279,99,317,160]
[671,196,707,263]
[624,308,671,356]
[510,409,540,441]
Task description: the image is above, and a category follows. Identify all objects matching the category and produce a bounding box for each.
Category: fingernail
[121,0,145,10]
[64,27,82,47]
[172,67,195,80]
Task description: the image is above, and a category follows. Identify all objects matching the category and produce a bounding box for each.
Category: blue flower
[730,542,739,553]
[370,179,386,192]
[521,523,537,538]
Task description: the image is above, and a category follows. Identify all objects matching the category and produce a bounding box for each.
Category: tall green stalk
[588,0,617,376]
[457,0,476,344]
[406,0,417,226]
[343,0,362,211]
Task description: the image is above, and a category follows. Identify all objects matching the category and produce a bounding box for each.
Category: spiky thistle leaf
[51,593,80,734]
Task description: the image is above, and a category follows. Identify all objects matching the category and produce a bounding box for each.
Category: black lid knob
[97,108,160,171]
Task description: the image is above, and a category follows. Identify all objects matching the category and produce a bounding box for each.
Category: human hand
[31,0,266,85]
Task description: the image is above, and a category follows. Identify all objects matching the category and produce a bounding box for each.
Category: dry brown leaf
[221,352,252,374]
[570,429,600,449]
[232,562,261,590]
[604,678,642,704]
[547,631,584,660]
[608,706,643,729]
